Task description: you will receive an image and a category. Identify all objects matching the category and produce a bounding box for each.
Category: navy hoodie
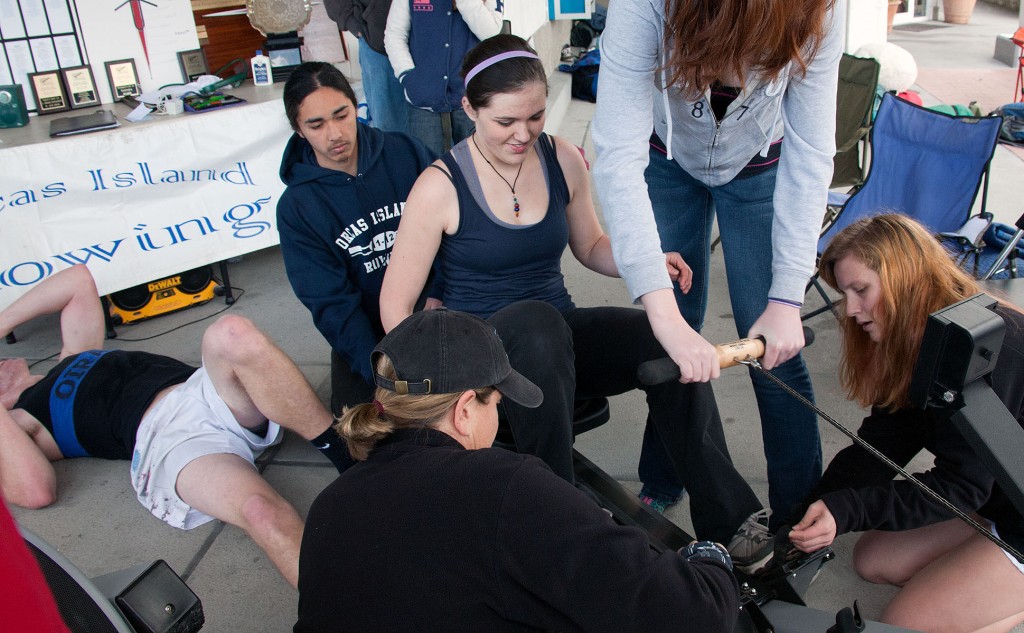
[277,123,435,381]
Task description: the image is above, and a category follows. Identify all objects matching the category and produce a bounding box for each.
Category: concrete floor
[8,4,1024,631]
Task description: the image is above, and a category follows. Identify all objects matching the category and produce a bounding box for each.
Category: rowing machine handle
[637,327,815,385]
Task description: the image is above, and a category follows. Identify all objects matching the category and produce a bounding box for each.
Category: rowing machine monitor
[908,293,1003,410]
[908,292,1024,526]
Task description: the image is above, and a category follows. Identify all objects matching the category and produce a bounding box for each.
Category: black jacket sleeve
[493,460,739,633]
[815,407,995,535]
[323,0,365,37]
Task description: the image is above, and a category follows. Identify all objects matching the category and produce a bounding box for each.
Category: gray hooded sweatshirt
[592,0,845,305]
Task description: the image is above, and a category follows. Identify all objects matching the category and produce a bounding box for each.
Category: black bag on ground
[559,48,600,103]
[992,102,1024,143]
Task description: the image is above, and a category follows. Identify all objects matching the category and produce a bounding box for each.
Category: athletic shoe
[727,509,774,574]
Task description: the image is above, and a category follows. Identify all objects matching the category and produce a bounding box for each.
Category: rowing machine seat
[493,397,610,450]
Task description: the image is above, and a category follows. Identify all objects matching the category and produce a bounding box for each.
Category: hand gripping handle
[637,327,815,385]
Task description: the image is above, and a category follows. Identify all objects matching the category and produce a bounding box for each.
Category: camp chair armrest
[937,212,993,250]
[836,125,871,154]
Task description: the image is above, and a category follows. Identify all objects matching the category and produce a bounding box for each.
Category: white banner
[0,99,291,310]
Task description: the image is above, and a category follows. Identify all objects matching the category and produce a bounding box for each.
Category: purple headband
[464,51,541,89]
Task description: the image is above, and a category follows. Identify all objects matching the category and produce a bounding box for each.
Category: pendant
[513,195,520,218]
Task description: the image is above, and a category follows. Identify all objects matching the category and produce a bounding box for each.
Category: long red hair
[663,0,834,99]
[819,214,984,410]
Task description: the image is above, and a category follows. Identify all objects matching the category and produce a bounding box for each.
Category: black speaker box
[21,526,204,633]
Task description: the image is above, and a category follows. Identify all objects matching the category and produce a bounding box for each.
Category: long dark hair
[461,34,548,110]
[282,61,357,131]
[663,0,834,99]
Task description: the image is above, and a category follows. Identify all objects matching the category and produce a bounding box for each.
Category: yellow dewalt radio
[107,266,218,325]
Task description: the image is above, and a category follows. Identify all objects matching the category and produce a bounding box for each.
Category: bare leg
[854,522,1024,632]
[175,453,303,588]
[853,519,975,586]
[198,315,333,440]
[885,532,1024,633]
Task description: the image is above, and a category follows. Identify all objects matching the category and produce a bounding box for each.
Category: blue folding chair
[805,92,1004,319]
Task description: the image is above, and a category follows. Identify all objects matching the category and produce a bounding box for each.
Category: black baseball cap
[373,308,543,408]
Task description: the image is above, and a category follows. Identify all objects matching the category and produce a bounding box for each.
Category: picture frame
[104,59,141,101]
[61,65,100,109]
[27,70,70,114]
[177,49,209,83]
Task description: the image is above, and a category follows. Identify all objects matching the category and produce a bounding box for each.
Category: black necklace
[472,133,523,218]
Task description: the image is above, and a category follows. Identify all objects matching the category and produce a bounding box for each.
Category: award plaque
[105,59,141,101]
[28,70,70,114]
[246,0,311,36]
[61,65,100,109]
[177,49,209,82]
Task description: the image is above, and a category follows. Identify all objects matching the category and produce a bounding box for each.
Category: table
[0,82,290,310]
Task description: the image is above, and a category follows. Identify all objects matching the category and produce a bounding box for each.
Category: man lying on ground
[0,264,348,587]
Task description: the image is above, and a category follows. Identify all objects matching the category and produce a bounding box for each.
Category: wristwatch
[680,540,733,569]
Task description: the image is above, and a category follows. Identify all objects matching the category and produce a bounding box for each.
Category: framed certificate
[105,59,141,101]
[27,70,70,114]
[61,65,100,109]
[177,49,209,83]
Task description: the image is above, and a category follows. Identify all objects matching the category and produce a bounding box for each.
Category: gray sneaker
[727,509,774,575]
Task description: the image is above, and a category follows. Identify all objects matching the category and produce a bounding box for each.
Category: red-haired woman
[789,214,1024,632]
[591,0,844,526]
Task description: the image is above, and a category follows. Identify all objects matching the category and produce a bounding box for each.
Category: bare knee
[852,534,909,585]
[240,491,302,538]
[202,315,268,364]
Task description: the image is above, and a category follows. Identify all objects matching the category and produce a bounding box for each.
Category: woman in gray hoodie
[592,0,844,528]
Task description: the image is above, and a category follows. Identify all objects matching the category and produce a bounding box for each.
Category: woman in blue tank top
[380,34,772,572]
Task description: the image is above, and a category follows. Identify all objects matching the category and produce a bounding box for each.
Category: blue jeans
[358,39,408,134]
[640,150,822,528]
[407,106,474,157]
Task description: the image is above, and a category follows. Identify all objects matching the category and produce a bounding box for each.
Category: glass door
[894,0,932,25]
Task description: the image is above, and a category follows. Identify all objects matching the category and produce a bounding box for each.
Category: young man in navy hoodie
[277,62,437,443]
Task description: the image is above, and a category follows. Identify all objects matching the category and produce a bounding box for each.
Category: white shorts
[991,521,1024,575]
[130,366,281,530]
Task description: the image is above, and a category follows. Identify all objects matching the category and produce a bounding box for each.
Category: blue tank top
[436,134,575,318]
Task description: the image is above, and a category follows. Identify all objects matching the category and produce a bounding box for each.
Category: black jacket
[323,0,391,53]
[296,428,739,632]
[806,304,1024,552]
